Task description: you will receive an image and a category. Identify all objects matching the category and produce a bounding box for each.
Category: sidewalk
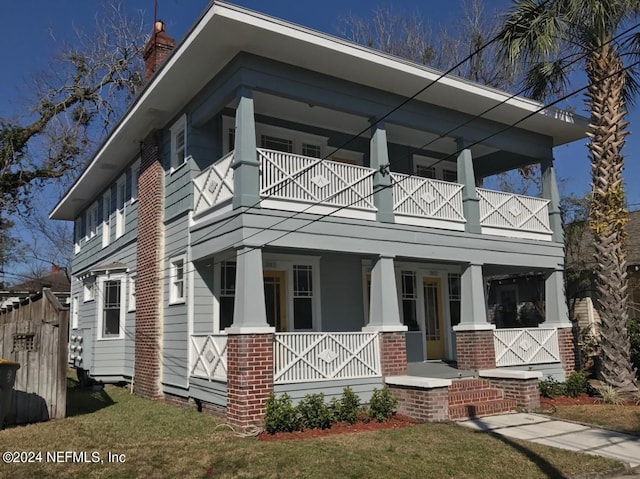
[458,413,640,476]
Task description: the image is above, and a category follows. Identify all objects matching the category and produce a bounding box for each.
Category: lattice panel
[493,328,560,367]
[189,334,228,381]
[193,151,235,216]
[392,173,464,221]
[477,188,551,233]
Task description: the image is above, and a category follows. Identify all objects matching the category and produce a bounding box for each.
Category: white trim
[225,326,275,334]
[128,274,136,312]
[362,324,408,332]
[74,217,82,254]
[479,369,543,380]
[453,323,496,331]
[97,274,126,340]
[83,278,95,302]
[131,157,141,203]
[102,191,111,248]
[260,199,377,220]
[169,254,187,305]
[72,296,79,329]
[480,226,552,242]
[394,215,465,230]
[115,176,126,239]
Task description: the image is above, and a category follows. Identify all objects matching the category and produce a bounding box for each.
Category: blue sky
[1,1,639,277]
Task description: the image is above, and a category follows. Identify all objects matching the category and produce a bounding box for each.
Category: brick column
[455,330,496,370]
[135,130,165,399]
[380,332,407,377]
[557,327,576,377]
[226,334,274,427]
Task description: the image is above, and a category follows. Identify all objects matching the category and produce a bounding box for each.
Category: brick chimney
[143,20,175,81]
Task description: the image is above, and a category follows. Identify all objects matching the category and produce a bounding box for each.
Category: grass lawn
[542,404,640,435]
[0,381,622,479]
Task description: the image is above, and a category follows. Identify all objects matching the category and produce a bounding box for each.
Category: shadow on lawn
[66,375,115,417]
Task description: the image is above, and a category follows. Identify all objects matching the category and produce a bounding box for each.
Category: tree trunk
[586,44,638,393]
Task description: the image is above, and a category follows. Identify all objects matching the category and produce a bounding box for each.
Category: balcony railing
[192,149,553,240]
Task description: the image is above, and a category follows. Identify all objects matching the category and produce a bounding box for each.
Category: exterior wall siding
[192,260,215,334]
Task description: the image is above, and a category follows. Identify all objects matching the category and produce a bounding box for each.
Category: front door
[264,271,287,332]
[423,277,445,359]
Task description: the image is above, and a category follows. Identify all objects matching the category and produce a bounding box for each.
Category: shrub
[368,387,397,422]
[264,393,299,434]
[538,377,565,398]
[598,385,624,405]
[564,371,589,398]
[336,387,361,424]
[297,393,333,430]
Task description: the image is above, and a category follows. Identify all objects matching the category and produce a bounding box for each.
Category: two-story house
[51,2,587,425]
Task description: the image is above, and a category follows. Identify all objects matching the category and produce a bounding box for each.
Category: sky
[1,0,639,279]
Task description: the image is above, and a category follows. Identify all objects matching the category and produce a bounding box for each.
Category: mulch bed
[539,394,637,407]
[257,414,416,441]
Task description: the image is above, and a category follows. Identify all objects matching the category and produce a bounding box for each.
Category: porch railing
[193,151,235,216]
[477,188,551,236]
[189,334,228,381]
[274,332,381,384]
[493,328,560,367]
[391,173,465,225]
[258,149,377,212]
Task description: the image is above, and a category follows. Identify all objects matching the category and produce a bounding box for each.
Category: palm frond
[524,60,571,100]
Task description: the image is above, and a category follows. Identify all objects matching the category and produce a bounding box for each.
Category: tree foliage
[498,0,640,393]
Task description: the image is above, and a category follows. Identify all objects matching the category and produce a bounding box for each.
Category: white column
[544,269,572,328]
[363,255,407,332]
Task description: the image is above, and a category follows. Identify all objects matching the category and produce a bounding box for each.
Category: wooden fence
[0,289,69,424]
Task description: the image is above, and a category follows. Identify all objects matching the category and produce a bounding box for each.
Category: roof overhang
[50,1,588,220]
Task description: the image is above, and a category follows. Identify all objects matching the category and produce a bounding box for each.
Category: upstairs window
[261,135,293,153]
[302,143,322,158]
[115,178,125,239]
[442,169,457,183]
[170,115,187,170]
[87,203,99,239]
[416,164,436,179]
[74,217,82,254]
[131,158,141,202]
[102,191,111,248]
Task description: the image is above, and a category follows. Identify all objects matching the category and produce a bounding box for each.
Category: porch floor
[407,361,476,379]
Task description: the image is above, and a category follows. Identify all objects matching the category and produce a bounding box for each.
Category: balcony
[193,149,553,241]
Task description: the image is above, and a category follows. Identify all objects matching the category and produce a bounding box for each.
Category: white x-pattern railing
[493,328,560,367]
[189,334,228,381]
[391,173,465,222]
[274,332,381,384]
[259,149,376,211]
[477,188,551,234]
[193,151,234,216]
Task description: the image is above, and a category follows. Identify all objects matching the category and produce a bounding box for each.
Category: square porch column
[453,263,496,370]
[456,139,481,234]
[544,268,575,376]
[363,255,408,376]
[370,122,395,223]
[541,159,563,243]
[232,87,260,209]
[225,246,274,427]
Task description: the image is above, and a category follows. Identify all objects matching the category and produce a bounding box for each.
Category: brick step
[449,398,518,420]
[449,388,504,405]
[449,379,491,391]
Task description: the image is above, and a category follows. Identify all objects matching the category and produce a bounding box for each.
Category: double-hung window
[219,261,236,331]
[170,115,187,171]
[102,191,111,248]
[102,280,122,338]
[115,178,125,239]
[170,256,186,304]
[401,271,420,331]
[292,265,313,330]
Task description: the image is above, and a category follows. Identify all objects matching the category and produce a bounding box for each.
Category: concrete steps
[448,378,517,420]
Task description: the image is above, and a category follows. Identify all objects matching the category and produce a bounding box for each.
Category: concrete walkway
[458,413,640,474]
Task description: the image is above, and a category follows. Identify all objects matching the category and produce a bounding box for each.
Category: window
[102,192,111,248]
[87,203,99,239]
[228,128,235,153]
[401,271,420,331]
[416,164,436,179]
[128,275,136,312]
[219,261,236,330]
[442,169,457,183]
[448,273,461,327]
[293,265,313,329]
[131,159,141,202]
[170,115,187,170]
[74,217,82,254]
[170,256,186,304]
[72,296,79,329]
[83,279,95,302]
[115,178,125,239]
[302,143,322,158]
[102,280,122,337]
[261,135,293,153]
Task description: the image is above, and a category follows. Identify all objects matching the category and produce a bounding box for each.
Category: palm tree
[498,0,639,393]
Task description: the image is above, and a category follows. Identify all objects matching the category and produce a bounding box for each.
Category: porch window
[103,280,121,337]
[401,271,420,331]
[170,256,186,304]
[442,169,457,183]
[261,135,293,153]
[293,265,313,329]
[219,261,236,330]
[416,165,436,179]
[302,143,322,158]
[448,273,461,327]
